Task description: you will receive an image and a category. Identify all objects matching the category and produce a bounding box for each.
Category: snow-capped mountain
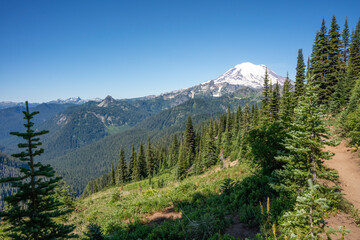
[209,62,287,89]
[159,62,290,102]
[49,97,102,105]
[0,97,102,110]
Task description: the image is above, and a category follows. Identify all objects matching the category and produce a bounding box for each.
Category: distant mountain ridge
[0,97,102,110]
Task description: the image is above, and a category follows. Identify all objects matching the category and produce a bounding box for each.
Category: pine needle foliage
[0,101,76,240]
[274,74,333,196]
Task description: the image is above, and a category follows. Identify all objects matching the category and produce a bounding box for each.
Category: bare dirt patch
[145,206,182,225]
[326,212,360,240]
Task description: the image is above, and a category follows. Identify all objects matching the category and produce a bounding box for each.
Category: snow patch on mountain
[205,62,287,89]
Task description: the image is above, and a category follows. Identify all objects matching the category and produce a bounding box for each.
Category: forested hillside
[0,103,74,150]
[48,90,261,196]
[0,152,24,210]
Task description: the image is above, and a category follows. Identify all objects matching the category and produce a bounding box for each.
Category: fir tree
[346,76,360,114]
[269,81,280,122]
[311,18,330,105]
[169,135,179,167]
[327,16,342,98]
[202,118,218,168]
[347,19,360,92]
[177,141,187,180]
[83,223,104,240]
[243,100,251,132]
[342,17,350,66]
[262,67,270,114]
[225,106,233,135]
[129,145,136,181]
[110,162,116,186]
[138,142,147,179]
[185,115,195,165]
[0,101,76,239]
[330,73,348,113]
[117,148,127,184]
[295,49,306,103]
[274,74,333,195]
[280,73,294,125]
[146,138,155,177]
[280,179,330,239]
[235,105,242,133]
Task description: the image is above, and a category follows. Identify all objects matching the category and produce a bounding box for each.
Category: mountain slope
[0,152,25,210]
[0,103,75,148]
[46,91,261,195]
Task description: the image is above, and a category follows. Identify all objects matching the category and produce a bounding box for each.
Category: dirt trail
[325,141,360,210]
[324,140,360,239]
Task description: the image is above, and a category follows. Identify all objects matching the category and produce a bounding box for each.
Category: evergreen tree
[203,118,218,168]
[342,17,350,66]
[146,138,155,177]
[185,115,195,165]
[253,104,259,127]
[346,76,360,114]
[117,148,127,184]
[225,106,233,135]
[280,73,294,125]
[295,49,306,103]
[280,179,330,239]
[310,18,330,105]
[169,135,179,167]
[235,105,242,133]
[347,19,360,91]
[129,145,136,181]
[243,100,251,132]
[110,162,116,186]
[330,73,348,113]
[269,81,280,122]
[177,141,187,180]
[132,146,142,181]
[0,101,76,239]
[83,223,104,240]
[138,142,147,179]
[262,67,270,114]
[274,74,333,195]
[327,16,342,98]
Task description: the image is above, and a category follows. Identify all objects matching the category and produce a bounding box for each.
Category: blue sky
[1,0,359,102]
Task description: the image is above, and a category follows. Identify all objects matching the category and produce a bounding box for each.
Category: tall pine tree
[0,101,76,239]
[310,18,330,105]
[327,16,342,98]
[342,17,350,67]
[347,19,360,91]
[184,115,195,166]
[295,49,306,103]
[280,73,294,125]
[274,74,333,196]
[146,138,155,178]
[117,148,127,184]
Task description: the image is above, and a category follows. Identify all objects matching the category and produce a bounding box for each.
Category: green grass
[70,162,253,238]
[104,125,131,135]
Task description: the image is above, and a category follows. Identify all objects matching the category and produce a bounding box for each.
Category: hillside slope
[47,94,260,195]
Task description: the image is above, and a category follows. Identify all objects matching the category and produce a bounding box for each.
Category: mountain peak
[97,95,115,107]
[209,62,287,89]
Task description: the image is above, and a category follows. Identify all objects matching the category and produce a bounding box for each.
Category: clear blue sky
[1,0,359,102]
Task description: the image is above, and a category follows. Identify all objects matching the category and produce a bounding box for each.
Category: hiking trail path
[324,140,360,239]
